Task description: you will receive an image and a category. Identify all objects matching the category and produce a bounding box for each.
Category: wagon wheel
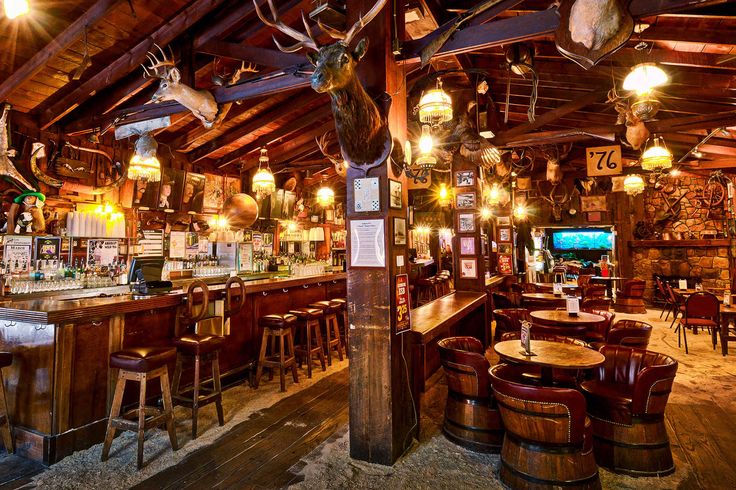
[700,180,726,209]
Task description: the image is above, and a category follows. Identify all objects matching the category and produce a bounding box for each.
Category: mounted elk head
[255,0,391,173]
[143,45,220,129]
[537,181,571,222]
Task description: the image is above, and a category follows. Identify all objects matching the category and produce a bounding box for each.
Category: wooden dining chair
[675,292,720,354]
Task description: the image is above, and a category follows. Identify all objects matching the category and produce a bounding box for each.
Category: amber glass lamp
[252,148,276,200]
[640,136,673,172]
[418,78,453,125]
[128,133,161,182]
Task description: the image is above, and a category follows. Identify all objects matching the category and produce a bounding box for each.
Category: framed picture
[456,192,476,209]
[498,227,512,242]
[182,172,205,214]
[498,254,513,275]
[224,175,242,202]
[394,217,407,245]
[459,258,478,279]
[203,173,224,210]
[455,170,475,187]
[389,179,403,209]
[457,213,476,233]
[498,243,512,255]
[497,215,511,226]
[157,167,185,211]
[325,209,335,222]
[132,178,159,209]
[459,236,475,256]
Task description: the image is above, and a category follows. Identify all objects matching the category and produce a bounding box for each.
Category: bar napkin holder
[566,296,579,316]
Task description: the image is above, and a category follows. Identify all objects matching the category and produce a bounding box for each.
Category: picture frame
[454,170,475,187]
[456,192,476,209]
[496,215,511,226]
[457,213,476,233]
[389,179,403,209]
[459,236,475,256]
[498,227,512,242]
[393,217,407,246]
[498,243,512,255]
[459,258,478,279]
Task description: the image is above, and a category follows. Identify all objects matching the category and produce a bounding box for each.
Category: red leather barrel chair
[490,364,600,489]
[492,308,531,342]
[436,337,503,453]
[614,279,647,314]
[600,319,653,349]
[531,322,588,340]
[583,309,615,344]
[580,345,678,477]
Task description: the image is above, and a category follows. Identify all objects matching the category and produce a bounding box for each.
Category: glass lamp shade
[128,133,161,182]
[624,174,646,196]
[640,136,673,171]
[418,125,434,154]
[623,63,668,96]
[438,183,451,206]
[4,0,29,19]
[252,148,276,200]
[418,78,453,125]
[415,154,437,170]
[316,186,335,207]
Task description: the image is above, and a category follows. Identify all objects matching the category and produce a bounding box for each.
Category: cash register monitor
[128,256,165,286]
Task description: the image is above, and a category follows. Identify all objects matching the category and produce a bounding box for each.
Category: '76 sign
[586,145,622,177]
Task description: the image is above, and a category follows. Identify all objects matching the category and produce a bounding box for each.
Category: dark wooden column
[346,1,416,466]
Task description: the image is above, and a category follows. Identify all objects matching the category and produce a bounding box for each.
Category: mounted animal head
[315,133,347,179]
[537,181,571,222]
[142,44,220,128]
[542,147,563,185]
[212,60,259,87]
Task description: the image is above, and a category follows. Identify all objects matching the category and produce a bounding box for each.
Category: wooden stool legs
[255,326,299,392]
[322,313,344,366]
[101,366,178,469]
[171,352,225,440]
[295,319,326,378]
[0,368,14,454]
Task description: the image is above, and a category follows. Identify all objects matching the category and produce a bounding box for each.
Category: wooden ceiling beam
[196,40,308,69]
[640,25,736,47]
[40,0,229,130]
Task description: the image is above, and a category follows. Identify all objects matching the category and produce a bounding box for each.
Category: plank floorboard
[0,454,45,489]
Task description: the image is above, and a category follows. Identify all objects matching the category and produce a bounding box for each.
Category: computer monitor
[128,256,165,286]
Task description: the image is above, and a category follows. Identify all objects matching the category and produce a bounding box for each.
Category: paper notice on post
[350,219,385,267]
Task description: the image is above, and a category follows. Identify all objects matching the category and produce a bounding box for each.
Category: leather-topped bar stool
[416,277,436,306]
[309,300,344,366]
[101,346,178,469]
[0,351,13,453]
[255,313,299,391]
[331,297,349,353]
[172,280,226,440]
[289,308,326,378]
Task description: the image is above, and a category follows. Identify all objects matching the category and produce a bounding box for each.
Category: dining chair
[664,282,685,329]
[656,277,674,320]
[675,291,720,354]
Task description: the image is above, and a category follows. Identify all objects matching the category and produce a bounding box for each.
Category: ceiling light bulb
[480,207,492,220]
[623,63,668,96]
[691,148,704,159]
[4,0,30,19]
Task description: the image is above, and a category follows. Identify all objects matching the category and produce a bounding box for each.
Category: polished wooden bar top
[530,310,604,325]
[0,272,346,325]
[494,339,604,370]
[485,275,506,288]
[410,291,486,340]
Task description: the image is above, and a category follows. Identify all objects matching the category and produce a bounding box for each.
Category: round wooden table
[530,309,604,327]
[522,292,571,301]
[494,339,604,385]
[532,282,579,291]
[591,276,628,298]
[717,304,736,356]
[521,293,568,309]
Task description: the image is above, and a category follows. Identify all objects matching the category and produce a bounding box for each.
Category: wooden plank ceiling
[2,0,736,183]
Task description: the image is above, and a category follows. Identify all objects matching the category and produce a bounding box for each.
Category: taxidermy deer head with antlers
[143,45,220,129]
[537,181,571,222]
[255,0,391,174]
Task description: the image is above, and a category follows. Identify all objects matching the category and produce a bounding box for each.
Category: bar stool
[172,280,225,440]
[101,346,178,469]
[0,352,13,453]
[331,297,349,353]
[255,313,298,391]
[309,300,345,366]
[289,308,326,378]
[416,277,436,306]
[432,275,444,299]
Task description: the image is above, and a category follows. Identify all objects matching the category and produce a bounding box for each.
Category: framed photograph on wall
[459,236,475,256]
[455,170,475,187]
[457,213,476,233]
[394,217,407,245]
[496,215,511,226]
[498,243,512,255]
[498,227,512,242]
[456,192,476,209]
[389,179,403,209]
[459,258,478,279]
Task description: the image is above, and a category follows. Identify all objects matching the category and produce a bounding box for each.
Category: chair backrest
[490,363,587,445]
[493,308,530,340]
[437,336,491,399]
[531,322,588,339]
[500,331,588,347]
[606,319,652,348]
[684,292,720,321]
[621,279,646,298]
[584,309,615,338]
[655,276,668,297]
[583,284,607,299]
[577,274,594,288]
[664,282,681,305]
[492,292,517,309]
[581,297,612,311]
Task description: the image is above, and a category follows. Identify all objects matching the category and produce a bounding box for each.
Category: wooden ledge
[629,239,730,248]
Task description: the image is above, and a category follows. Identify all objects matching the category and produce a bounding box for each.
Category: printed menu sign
[34,237,62,261]
[4,236,32,272]
[88,239,118,266]
[350,219,385,268]
[395,273,411,333]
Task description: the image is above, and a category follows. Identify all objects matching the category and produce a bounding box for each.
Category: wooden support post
[347,1,416,466]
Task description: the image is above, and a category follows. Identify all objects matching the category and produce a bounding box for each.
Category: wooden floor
[0,453,45,489]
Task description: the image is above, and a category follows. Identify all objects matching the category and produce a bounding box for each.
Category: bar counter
[0,272,346,464]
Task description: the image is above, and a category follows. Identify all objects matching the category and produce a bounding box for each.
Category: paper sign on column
[350,219,385,267]
[354,177,380,212]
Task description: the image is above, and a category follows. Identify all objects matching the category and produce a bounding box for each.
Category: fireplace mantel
[629,239,730,248]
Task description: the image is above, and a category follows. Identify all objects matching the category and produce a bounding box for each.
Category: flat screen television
[551,230,613,250]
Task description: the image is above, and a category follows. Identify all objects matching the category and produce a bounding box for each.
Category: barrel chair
[492,308,531,342]
[490,363,601,490]
[582,284,607,300]
[436,337,504,453]
[614,279,647,314]
[577,274,594,289]
[595,319,653,350]
[531,322,588,340]
[580,345,678,477]
[582,309,615,344]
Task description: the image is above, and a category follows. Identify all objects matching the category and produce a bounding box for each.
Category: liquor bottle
[48,211,61,236]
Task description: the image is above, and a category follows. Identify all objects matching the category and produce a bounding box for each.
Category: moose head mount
[255,0,391,176]
[143,45,220,129]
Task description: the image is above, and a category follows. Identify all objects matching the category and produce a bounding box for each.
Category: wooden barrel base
[614,297,647,314]
[442,395,503,453]
[500,434,601,489]
[590,416,674,477]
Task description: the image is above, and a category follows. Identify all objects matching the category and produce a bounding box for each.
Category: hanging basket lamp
[417,78,453,125]
[624,174,646,196]
[128,133,161,182]
[252,148,276,200]
[640,136,673,172]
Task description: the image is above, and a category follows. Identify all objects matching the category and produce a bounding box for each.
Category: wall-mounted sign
[350,219,385,268]
[4,236,32,272]
[586,145,622,176]
[395,273,411,333]
[88,239,118,266]
[354,177,380,212]
[498,254,513,275]
[34,237,61,261]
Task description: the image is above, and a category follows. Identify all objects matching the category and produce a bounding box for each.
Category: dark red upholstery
[676,291,720,353]
[173,334,225,355]
[581,297,612,311]
[288,308,322,321]
[616,279,646,299]
[260,313,298,327]
[580,345,678,425]
[492,292,520,309]
[437,336,491,400]
[583,284,607,299]
[583,309,615,343]
[493,308,530,341]
[0,352,11,368]
[604,319,652,349]
[110,347,176,372]
[531,322,588,339]
[577,274,594,288]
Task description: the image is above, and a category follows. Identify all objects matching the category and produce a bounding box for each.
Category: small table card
[553,283,563,296]
[519,320,535,356]
[566,296,580,316]
[678,279,688,290]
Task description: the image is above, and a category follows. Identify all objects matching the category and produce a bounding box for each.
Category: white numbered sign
[586,145,622,177]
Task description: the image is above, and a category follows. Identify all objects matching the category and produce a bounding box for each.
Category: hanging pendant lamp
[128,133,161,182]
[640,136,673,172]
[624,174,646,196]
[252,148,276,200]
[418,78,453,125]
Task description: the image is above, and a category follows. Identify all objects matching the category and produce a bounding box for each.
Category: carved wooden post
[346,1,416,466]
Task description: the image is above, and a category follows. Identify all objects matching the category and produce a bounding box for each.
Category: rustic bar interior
[1,0,736,488]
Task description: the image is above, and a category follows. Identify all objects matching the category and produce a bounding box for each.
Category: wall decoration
[395,273,411,333]
[459,258,478,279]
[456,192,476,209]
[580,195,608,212]
[587,211,602,222]
[455,170,475,187]
[182,172,205,213]
[157,167,185,211]
[497,215,511,226]
[132,178,159,209]
[458,213,476,233]
[611,175,626,192]
[498,254,513,275]
[586,145,623,177]
[498,243,512,255]
[498,227,512,242]
[354,177,380,212]
[87,239,118,266]
[389,179,403,209]
[224,176,242,202]
[4,236,32,272]
[459,236,475,256]
[394,217,407,246]
[204,173,225,210]
[34,237,61,261]
[350,219,386,268]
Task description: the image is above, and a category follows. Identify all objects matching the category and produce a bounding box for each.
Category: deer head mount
[212,60,258,87]
[255,0,391,175]
[142,45,220,129]
[537,181,571,222]
[315,132,347,179]
[542,146,563,185]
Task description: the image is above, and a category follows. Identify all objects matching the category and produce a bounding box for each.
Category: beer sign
[396,273,411,333]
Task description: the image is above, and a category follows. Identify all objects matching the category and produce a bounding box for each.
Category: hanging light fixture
[415,124,437,169]
[484,182,506,206]
[128,133,161,182]
[316,177,335,207]
[514,203,528,220]
[417,77,453,125]
[480,207,493,220]
[4,0,29,19]
[623,63,668,96]
[252,147,276,200]
[437,183,451,207]
[624,174,646,196]
[640,136,673,171]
